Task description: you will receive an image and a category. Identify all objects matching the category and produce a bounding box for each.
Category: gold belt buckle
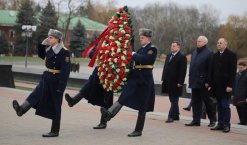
[47,68,61,74]
[135,65,153,69]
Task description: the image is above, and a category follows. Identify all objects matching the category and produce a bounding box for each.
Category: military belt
[47,68,61,74]
[135,65,153,69]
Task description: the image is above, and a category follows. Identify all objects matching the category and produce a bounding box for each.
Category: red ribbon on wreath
[82,24,113,67]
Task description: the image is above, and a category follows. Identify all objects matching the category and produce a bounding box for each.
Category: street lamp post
[21,25,36,68]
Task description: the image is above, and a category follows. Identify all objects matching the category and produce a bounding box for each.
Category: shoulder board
[63,47,68,50]
[151,45,157,48]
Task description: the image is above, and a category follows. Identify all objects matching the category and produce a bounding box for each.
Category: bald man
[209,38,237,133]
[185,36,217,127]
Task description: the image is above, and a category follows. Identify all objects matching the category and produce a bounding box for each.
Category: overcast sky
[99,0,247,23]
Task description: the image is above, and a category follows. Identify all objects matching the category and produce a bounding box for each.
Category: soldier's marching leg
[12,100,31,117]
[93,114,107,129]
[65,92,84,107]
[42,119,60,137]
[100,101,122,121]
[128,112,146,137]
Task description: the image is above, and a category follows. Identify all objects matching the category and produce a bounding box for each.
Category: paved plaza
[0,87,246,145]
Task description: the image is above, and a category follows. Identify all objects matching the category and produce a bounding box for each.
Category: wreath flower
[97,6,133,92]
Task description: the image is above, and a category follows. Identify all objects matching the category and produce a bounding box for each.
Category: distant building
[0,9,106,53]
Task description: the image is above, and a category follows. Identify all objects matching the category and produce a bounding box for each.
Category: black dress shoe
[65,93,74,107]
[128,131,142,137]
[222,126,230,133]
[165,118,174,123]
[13,100,23,116]
[42,132,59,137]
[183,107,191,111]
[185,121,200,126]
[173,117,180,121]
[93,123,107,129]
[208,121,216,127]
[210,125,223,130]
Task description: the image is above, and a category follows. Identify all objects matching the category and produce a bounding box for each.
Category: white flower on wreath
[109,36,114,40]
[117,49,121,53]
[121,55,126,60]
[116,41,121,47]
[122,50,127,55]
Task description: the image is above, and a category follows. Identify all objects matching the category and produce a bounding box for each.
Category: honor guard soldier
[65,47,113,129]
[101,28,157,137]
[12,29,71,137]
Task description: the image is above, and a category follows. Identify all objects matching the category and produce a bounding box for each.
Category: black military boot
[100,101,122,121]
[128,116,145,137]
[12,100,31,117]
[42,119,60,137]
[65,93,84,107]
[93,114,107,129]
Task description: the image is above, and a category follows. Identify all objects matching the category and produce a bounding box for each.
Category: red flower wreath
[96,6,133,92]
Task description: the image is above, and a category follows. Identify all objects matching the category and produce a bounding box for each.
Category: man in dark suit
[209,38,237,133]
[185,36,217,127]
[101,28,157,137]
[12,29,71,137]
[233,61,247,125]
[161,41,187,123]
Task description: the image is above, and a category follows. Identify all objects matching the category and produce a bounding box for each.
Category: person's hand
[41,38,48,45]
[132,52,136,55]
[208,87,211,91]
[226,87,232,92]
[205,83,209,88]
[177,83,182,87]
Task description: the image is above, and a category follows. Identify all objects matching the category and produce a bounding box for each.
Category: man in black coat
[233,61,247,125]
[12,29,71,137]
[65,47,113,129]
[101,28,157,137]
[209,38,237,133]
[161,41,187,123]
[185,36,217,127]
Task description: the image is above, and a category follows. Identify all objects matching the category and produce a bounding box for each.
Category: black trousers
[236,103,247,124]
[168,95,179,119]
[51,115,61,133]
[191,88,217,123]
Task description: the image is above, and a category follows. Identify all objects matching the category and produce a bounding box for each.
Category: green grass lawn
[15,86,34,92]
[0,56,91,64]
[0,56,165,66]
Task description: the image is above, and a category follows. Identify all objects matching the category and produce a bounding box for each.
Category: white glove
[41,38,48,45]
[132,52,136,55]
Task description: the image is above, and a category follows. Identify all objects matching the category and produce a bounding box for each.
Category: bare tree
[131,2,219,55]
[55,0,84,41]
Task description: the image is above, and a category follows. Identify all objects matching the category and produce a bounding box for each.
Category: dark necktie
[169,54,174,62]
